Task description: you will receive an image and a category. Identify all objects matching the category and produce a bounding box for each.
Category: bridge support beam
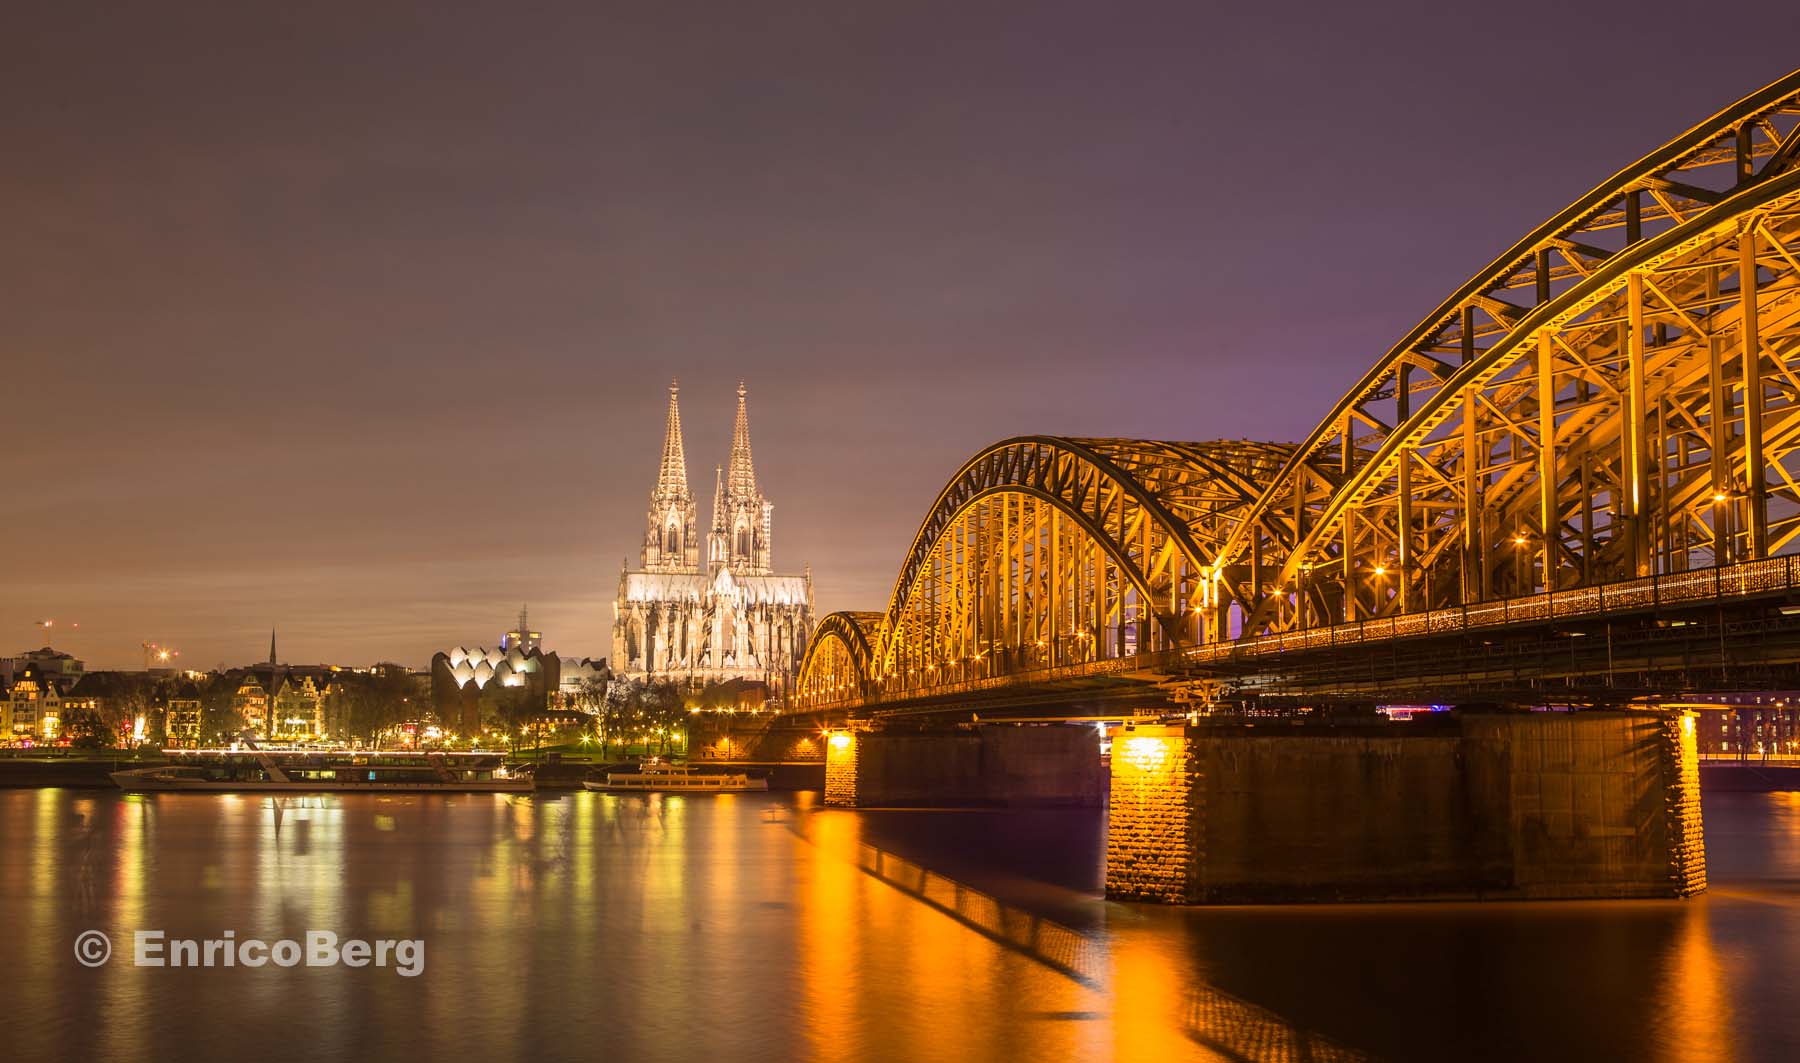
[1106,710,1706,904]
[823,724,1105,808]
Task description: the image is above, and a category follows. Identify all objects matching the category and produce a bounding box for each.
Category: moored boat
[584,763,767,793]
[111,749,533,793]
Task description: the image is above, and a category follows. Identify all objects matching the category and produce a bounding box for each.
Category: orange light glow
[1118,735,1168,773]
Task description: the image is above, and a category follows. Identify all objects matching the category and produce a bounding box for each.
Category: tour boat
[111,749,534,793]
[583,763,768,793]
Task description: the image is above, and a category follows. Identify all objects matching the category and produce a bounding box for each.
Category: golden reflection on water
[1655,902,1740,1063]
[800,809,865,1063]
[6,790,1797,1062]
[798,810,1158,1062]
[1108,930,1206,1062]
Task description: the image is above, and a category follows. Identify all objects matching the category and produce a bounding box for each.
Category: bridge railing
[800,555,1800,713]
[1186,554,1799,666]
[802,647,1189,715]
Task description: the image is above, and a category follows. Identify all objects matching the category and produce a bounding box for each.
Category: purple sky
[6,2,1798,670]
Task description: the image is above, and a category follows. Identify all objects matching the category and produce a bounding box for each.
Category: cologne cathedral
[612,382,814,695]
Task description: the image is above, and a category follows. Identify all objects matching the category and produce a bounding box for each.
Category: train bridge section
[783,71,1800,904]
[795,70,1800,725]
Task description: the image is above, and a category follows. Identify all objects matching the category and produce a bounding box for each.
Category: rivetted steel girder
[795,611,880,704]
[796,70,1800,710]
[1217,70,1800,634]
[1245,178,1800,633]
[793,438,1310,704]
[874,437,1304,657]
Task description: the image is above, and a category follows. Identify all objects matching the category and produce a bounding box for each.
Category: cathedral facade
[612,382,814,696]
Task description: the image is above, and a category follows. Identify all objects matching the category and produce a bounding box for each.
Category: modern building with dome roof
[430,607,608,735]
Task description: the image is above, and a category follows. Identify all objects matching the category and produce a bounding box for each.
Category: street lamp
[1713,487,1739,564]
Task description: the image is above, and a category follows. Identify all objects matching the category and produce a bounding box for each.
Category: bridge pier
[823,723,1104,808]
[1106,710,1706,903]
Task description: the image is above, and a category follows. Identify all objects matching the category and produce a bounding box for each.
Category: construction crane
[141,642,179,671]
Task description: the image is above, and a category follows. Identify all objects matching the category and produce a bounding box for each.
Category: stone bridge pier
[824,722,1105,808]
[822,710,1706,905]
[1107,710,1707,904]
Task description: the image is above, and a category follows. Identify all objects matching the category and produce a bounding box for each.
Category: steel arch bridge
[796,70,1800,714]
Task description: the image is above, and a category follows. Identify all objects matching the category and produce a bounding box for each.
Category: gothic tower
[614,380,812,696]
[712,382,773,575]
[707,464,728,575]
[641,381,700,573]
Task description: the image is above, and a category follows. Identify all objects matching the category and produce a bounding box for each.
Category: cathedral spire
[727,381,756,498]
[268,627,278,667]
[657,380,689,499]
[642,380,700,573]
[708,465,728,573]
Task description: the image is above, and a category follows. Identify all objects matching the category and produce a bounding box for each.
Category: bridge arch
[1215,70,1800,634]
[793,611,880,708]
[794,69,1800,712]
[793,437,1312,704]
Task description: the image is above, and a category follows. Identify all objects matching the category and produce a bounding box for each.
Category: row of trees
[48,669,774,752]
[185,670,426,746]
[55,673,191,749]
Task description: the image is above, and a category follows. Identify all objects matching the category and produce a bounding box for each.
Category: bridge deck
[799,555,1800,720]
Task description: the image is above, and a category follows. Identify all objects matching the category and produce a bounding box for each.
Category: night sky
[6,2,1798,670]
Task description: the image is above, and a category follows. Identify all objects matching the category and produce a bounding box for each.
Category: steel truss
[796,71,1800,712]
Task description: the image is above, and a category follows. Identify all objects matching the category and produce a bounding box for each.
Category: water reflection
[799,810,1372,1061]
[2,790,1797,1062]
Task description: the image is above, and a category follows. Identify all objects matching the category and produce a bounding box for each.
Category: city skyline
[6,9,1800,1063]
[7,3,1800,669]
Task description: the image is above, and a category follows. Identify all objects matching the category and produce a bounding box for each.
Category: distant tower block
[504,605,542,654]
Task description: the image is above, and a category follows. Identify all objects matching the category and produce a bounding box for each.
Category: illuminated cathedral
[612,382,814,696]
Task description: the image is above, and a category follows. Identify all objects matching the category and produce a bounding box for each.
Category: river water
[1,788,1795,1063]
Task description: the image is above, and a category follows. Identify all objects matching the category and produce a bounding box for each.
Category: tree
[60,704,111,749]
[493,687,539,754]
[325,680,380,742]
[198,677,245,744]
[598,678,686,756]
[573,675,608,715]
[106,674,170,746]
[571,674,610,752]
[326,670,427,745]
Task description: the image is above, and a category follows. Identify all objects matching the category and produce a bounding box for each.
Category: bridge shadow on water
[789,807,1377,1063]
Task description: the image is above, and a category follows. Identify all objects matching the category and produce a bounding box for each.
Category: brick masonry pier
[1106,711,1706,904]
[823,723,1105,807]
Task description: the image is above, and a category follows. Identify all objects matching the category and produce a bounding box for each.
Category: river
[1,788,1795,1062]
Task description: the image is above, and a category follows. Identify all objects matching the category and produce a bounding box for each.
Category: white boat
[584,763,768,793]
[112,749,533,793]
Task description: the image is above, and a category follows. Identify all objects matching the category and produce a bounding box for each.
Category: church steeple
[713,382,773,575]
[642,380,700,573]
[612,379,814,697]
[727,381,757,498]
[708,465,728,574]
[657,380,690,499]
[268,627,278,667]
